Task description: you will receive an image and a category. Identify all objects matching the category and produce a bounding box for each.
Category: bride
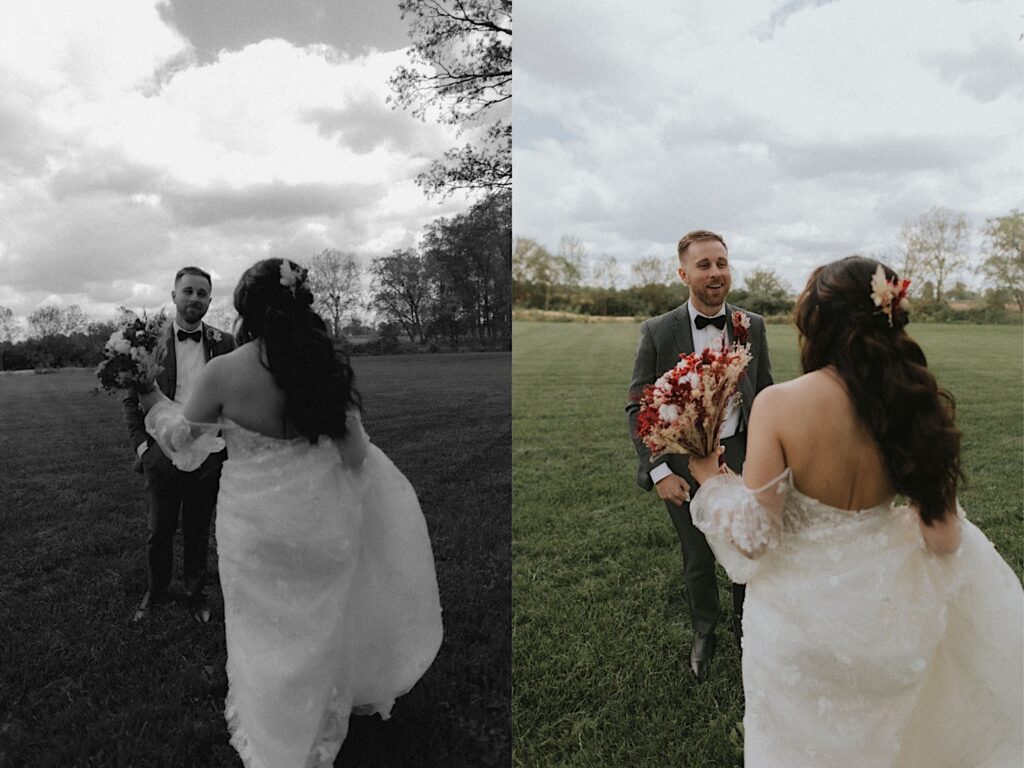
[688,256,1022,767]
[139,258,442,767]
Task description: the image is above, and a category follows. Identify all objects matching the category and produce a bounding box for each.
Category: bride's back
[772,369,896,511]
[213,341,299,439]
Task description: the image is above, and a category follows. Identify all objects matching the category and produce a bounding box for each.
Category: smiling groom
[626,230,774,682]
[124,266,235,624]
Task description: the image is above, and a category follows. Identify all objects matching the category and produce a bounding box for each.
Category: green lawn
[512,321,1023,768]
[0,352,511,768]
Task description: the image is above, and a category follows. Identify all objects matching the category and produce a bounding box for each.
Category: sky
[0,0,474,332]
[513,0,1023,294]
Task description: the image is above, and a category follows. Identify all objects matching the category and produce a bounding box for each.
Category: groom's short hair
[175,266,212,288]
[677,230,727,262]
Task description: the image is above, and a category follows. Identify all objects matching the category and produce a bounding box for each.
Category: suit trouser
[663,432,746,636]
[143,447,224,597]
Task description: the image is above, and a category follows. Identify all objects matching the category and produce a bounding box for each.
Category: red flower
[731,311,751,346]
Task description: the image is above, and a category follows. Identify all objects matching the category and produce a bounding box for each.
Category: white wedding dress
[145,401,443,768]
[691,470,1023,768]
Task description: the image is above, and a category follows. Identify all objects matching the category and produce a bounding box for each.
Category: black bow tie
[694,314,726,331]
[177,329,202,343]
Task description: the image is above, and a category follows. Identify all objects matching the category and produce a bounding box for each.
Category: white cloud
[514,0,1024,293]
[0,2,472,323]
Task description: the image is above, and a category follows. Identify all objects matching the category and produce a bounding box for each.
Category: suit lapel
[201,323,212,362]
[672,304,694,356]
[161,325,177,401]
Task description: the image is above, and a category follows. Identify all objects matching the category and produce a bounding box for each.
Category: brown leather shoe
[132,591,167,622]
[186,593,212,624]
[690,631,717,682]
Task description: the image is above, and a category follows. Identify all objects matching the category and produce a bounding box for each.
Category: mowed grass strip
[0,352,511,768]
[512,321,1022,768]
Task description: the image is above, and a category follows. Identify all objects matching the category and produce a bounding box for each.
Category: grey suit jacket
[626,302,774,491]
[123,322,236,455]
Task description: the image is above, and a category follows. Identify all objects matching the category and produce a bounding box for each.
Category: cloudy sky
[514,0,1023,293]
[0,0,473,330]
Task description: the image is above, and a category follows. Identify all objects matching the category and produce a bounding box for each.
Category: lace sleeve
[144,400,226,472]
[689,468,791,584]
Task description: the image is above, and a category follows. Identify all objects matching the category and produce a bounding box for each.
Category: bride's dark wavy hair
[795,255,961,525]
[233,258,360,442]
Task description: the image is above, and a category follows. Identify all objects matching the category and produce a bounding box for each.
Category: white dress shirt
[649,299,741,485]
[172,321,206,406]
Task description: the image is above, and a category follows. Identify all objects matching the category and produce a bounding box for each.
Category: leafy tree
[342,316,373,336]
[308,249,362,338]
[945,281,977,302]
[590,254,621,290]
[631,257,671,287]
[27,304,92,338]
[63,304,89,335]
[390,0,511,197]
[741,268,793,317]
[900,208,969,302]
[28,306,67,338]
[423,189,511,343]
[981,209,1024,312]
[513,237,558,310]
[370,249,432,343]
[0,305,19,344]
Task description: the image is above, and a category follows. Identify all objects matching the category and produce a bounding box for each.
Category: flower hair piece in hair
[279,260,307,295]
[870,265,911,327]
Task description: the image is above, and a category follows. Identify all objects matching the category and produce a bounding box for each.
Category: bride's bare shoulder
[203,341,270,388]
[751,371,839,417]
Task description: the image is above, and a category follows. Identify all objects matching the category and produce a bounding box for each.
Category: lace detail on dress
[220,410,369,469]
[213,413,441,768]
[689,469,791,584]
[780,484,895,540]
[144,400,225,471]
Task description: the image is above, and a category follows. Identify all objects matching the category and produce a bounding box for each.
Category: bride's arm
[183,357,225,427]
[690,387,789,534]
[336,408,368,467]
[687,388,791,583]
[137,358,224,431]
[140,359,226,471]
[919,507,961,555]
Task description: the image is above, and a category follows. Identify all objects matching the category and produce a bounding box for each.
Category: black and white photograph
[0,1,510,766]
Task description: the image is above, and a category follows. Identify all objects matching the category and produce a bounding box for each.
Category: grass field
[0,352,511,768]
[512,321,1023,768]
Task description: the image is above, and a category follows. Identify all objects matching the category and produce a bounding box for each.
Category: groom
[124,266,235,624]
[626,230,773,682]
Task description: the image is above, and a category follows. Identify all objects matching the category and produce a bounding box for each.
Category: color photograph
[513,1,1023,766]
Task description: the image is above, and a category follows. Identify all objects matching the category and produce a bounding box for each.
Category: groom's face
[678,240,731,314]
[172,274,212,328]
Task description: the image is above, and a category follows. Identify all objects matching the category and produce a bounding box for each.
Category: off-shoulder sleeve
[689,468,791,584]
[144,400,225,472]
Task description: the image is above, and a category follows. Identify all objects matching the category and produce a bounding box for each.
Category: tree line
[513,236,795,319]
[315,189,510,351]
[513,209,1023,321]
[0,190,510,371]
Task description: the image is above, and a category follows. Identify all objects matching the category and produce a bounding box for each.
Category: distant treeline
[513,280,794,319]
[512,277,1021,325]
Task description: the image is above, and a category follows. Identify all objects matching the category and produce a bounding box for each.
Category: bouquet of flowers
[635,337,752,460]
[94,310,168,393]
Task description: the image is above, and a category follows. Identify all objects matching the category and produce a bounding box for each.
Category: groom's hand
[655,473,691,506]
